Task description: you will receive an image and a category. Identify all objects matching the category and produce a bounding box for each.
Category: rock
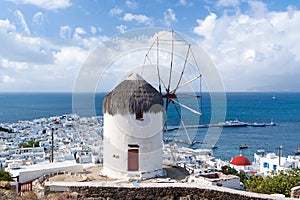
[0,181,10,189]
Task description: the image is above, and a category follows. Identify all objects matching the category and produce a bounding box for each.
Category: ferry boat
[218,120,248,127]
[295,147,300,156]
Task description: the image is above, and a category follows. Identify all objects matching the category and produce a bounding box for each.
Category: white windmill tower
[102,73,164,179]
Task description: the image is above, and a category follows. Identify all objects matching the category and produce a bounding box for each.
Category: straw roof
[102,73,163,116]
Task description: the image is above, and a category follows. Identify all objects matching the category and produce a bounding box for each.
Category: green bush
[244,168,300,197]
[0,170,13,181]
[220,166,249,183]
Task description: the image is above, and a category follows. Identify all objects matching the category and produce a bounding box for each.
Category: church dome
[230,155,251,166]
[102,73,163,116]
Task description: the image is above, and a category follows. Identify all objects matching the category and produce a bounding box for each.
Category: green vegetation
[18,140,40,148]
[220,166,300,197]
[220,166,249,183]
[244,168,300,197]
[0,170,13,181]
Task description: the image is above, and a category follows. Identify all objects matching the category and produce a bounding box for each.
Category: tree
[0,170,13,181]
[244,168,300,197]
[221,166,238,175]
[220,166,249,183]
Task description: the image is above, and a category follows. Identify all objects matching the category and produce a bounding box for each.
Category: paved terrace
[43,165,294,200]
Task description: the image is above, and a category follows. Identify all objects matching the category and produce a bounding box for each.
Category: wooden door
[128,149,139,171]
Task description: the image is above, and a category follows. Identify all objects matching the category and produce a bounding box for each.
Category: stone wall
[291,185,300,198]
[44,182,289,200]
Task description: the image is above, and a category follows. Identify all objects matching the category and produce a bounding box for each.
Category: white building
[102,73,164,180]
[253,150,300,175]
[188,173,241,190]
[285,155,300,169]
[6,161,83,189]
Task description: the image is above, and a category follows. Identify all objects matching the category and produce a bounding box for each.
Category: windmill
[140,30,203,147]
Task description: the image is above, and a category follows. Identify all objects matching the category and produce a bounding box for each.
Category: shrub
[0,170,13,182]
[244,168,300,197]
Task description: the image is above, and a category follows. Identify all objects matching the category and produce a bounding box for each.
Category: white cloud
[116,24,127,33]
[179,0,187,6]
[164,8,177,27]
[193,5,300,91]
[109,8,123,16]
[59,25,71,40]
[1,59,29,71]
[216,0,240,8]
[193,13,217,39]
[247,0,269,18]
[7,0,71,10]
[125,0,138,9]
[73,30,188,93]
[90,26,97,35]
[123,13,153,25]
[32,12,44,25]
[287,5,296,18]
[14,10,30,35]
[0,19,54,64]
[0,19,16,33]
[74,27,86,35]
[54,46,87,70]
[178,0,193,7]
[32,12,45,36]
[0,18,107,92]
[71,27,107,50]
[73,27,86,40]
[1,0,299,92]
[2,75,15,83]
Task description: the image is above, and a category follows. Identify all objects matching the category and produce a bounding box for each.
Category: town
[1,113,300,198]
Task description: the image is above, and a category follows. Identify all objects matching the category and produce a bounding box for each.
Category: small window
[263,162,269,168]
[128,144,139,148]
[273,165,277,170]
[136,111,143,121]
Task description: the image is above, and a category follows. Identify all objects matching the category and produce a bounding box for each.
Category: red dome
[230,155,251,166]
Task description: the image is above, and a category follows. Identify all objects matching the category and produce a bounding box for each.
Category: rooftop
[230,155,251,166]
[102,73,163,116]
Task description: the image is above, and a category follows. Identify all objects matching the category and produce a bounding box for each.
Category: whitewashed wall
[102,112,163,179]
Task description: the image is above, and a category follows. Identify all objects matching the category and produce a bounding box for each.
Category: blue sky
[0,0,300,92]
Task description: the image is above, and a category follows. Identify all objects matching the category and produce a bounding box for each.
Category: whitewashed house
[75,150,92,163]
[188,173,241,190]
[102,73,164,179]
[252,151,300,175]
[285,155,300,168]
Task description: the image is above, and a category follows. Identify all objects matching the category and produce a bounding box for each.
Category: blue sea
[0,92,299,162]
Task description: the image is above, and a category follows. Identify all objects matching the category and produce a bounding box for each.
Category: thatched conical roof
[102,73,163,116]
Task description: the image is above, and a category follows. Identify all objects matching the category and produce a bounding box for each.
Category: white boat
[251,122,266,127]
[218,119,248,127]
[267,121,276,126]
[239,144,248,149]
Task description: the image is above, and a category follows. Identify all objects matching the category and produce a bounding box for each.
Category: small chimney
[278,145,282,166]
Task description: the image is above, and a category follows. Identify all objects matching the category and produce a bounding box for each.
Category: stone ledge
[45,181,295,200]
